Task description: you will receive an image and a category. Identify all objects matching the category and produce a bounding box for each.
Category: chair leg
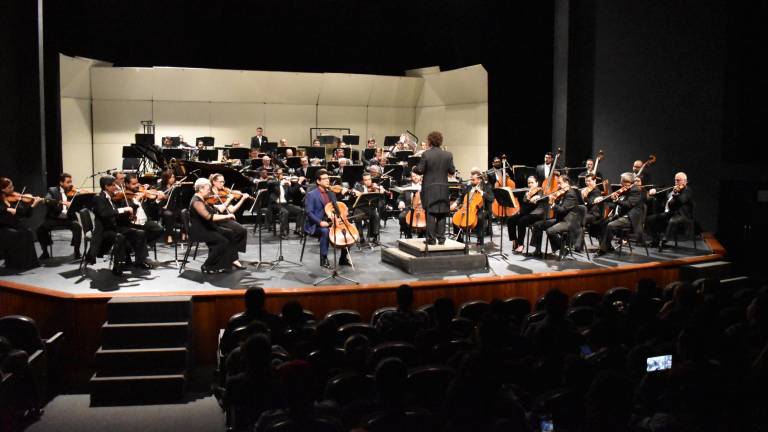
[193,243,199,260]
[179,242,193,274]
[153,243,158,261]
[300,235,307,262]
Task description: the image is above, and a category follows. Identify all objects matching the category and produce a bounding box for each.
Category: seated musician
[37,173,83,259]
[646,172,693,249]
[597,172,645,256]
[304,169,351,269]
[530,175,582,257]
[122,173,165,246]
[414,141,428,156]
[157,170,187,244]
[581,173,605,248]
[231,139,242,148]
[261,155,275,173]
[450,172,494,246]
[311,138,321,147]
[209,173,251,216]
[90,175,151,275]
[295,157,309,183]
[350,173,385,245]
[207,174,248,269]
[331,158,349,177]
[309,158,322,167]
[578,159,603,186]
[188,178,246,274]
[397,172,423,239]
[113,171,126,191]
[331,148,345,162]
[269,168,305,239]
[508,176,547,253]
[278,138,288,147]
[0,177,43,270]
[161,137,175,149]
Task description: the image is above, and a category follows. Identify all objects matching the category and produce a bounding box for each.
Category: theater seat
[458,300,490,323]
[368,342,418,369]
[570,290,602,308]
[324,309,362,328]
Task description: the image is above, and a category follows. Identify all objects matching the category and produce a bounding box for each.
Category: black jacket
[250,135,269,149]
[664,187,693,220]
[584,188,604,218]
[415,147,455,214]
[614,185,645,233]
[552,187,582,223]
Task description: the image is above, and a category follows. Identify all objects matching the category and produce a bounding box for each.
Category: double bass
[491,154,521,217]
[542,148,562,218]
[634,154,656,185]
[452,185,484,230]
[324,201,359,247]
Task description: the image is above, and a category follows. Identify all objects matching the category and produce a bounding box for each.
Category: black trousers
[646,212,691,243]
[278,203,305,235]
[600,215,632,251]
[545,220,578,252]
[453,211,488,244]
[160,208,182,238]
[531,219,557,252]
[512,213,544,247]
[398,210,422,238]
[131,220,164,246]
[0,226,39,270]
[426,212,447,243]
[108,226,148,264]
[582,213,604,248]
[353,204,381,240]
[36,217,82,249]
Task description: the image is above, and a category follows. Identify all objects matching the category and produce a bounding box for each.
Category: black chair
[615,205,649,256]
[178,209,201,274]
[407,365,455,411]
[324,309,362,328]
[502,297,532,322]
[338,322,378,344]
[368,342,418,368]
[265,418,344,432]
[416,304,435,326]
[432,338,474,363]
[370,306,397,326]
[570,290,602,308]
[458,300,490,323]
[0,315,43,356]
[76,208,95,273]
[604,287,632,305]
[324,371,375,406]
[522,310,547,332]
[535,294,547,311]
[448,317,474,339]
[567,306,596,328]
[363,410,431,432]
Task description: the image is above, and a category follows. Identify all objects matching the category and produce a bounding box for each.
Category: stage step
[679,260,731,282]
[101,322,190,349]
[106,295,192,324]
[95,347,188,377]
[90,373,186,406]
[398,238,467,257]
[382,246,488,275]
[90,296,192,405]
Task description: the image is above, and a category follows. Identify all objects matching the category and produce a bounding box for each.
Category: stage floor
[0,220,710,295]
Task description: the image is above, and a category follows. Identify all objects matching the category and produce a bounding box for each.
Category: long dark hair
[0,177,12,199]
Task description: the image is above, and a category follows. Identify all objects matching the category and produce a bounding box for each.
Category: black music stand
[135,133,154,147]
[277,147,297,157]
[285,157,301,170]
[341,165,364,186]
[352,192,385,249]
[261,142,278,154]
[162,148,186,160]
[383,136,399,147]
[66,193,95,218]
[363,148,377,161]
[247,188,271,271]
[228,148,250,161]
[383,164,404,183]
[342,135,359,145]
[306,166,322,183]
[318,135,336,145]
[305,147,326,160]
[489,188,515,262]
[395,151,414,163]
[196,136,215,147]
[198,149,218,162]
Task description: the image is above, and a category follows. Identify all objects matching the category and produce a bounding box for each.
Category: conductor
[413,131,455,245]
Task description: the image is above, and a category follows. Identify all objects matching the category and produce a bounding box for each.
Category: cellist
[397,172,423,239]
[450,172,493,246]
[304,169,351,269]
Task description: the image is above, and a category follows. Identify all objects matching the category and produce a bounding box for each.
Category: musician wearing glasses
[350,173,385,245]
[596,172,645,256]
[450,172,494,246]
[304,169,351,269]
[646,172,693,249]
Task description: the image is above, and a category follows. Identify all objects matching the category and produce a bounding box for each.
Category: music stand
[407,155,421,167]
[395,150,414,163]
[135,133,154,147]
[197,149,218,162]
[261,142,278,154]
[489,188,515,262]
[66,192,95,218]
[228,148,250,161]
[247,188,270,270]
[196,136,215,147]
[162,148,186,160]
[305,147,325,160]
[383,136,399,147]
[383,164,404,183]
[306,166,322,183]
[277,146,298,157]
[342,135,359,145]
[363,148,377,161]
[318,135,336,145]
[341,165,364,186]
[285,156,301,170]
[352,192,385,249]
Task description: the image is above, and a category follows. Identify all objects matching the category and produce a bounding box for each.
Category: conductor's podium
[381,238,488,275]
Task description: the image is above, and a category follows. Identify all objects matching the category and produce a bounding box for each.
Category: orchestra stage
[0,221,713,296]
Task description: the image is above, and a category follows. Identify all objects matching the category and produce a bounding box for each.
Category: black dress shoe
[424,239,437,245]
[111,264,123,276]
[320,256,332,269]
[134,261,152,270]
[338,257,352,266]
[39,251,50,260]
[86,255,96,265]
[73,249,82,259]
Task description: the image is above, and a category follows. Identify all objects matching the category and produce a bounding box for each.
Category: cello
[491,154,521,217]
[451,185,484,230]
[324,201,360,247]
[405,190,427,232]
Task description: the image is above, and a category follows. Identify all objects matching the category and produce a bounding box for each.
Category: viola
[452,186,484,229]
[405,191,427,231]
[491,154,520,217]
[323,201,360,247]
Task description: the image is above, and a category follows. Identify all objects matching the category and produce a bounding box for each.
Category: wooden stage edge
[0,234,726,390]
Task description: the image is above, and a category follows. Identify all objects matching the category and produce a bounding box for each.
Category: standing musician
[157,170,187,244]
[37,173,83,259]
[350,173,385,245]
[632,159,653,186]
[304,169,351,269]
[123,173,165,246]
[413,131,455,245]
[597,172,645,256]
[188,178,246,274]
[530,175,582,256]
[578,159,603,184]
[270,168,305,238]
[90,175,151,275]
[581,173,605,248]
[450,172,494,246]
[646,172,693,249]
[535,152,556,183]
[250,127,268,149]
[507,176,547,253]
[0,177,43,270]
[397,172,423,239]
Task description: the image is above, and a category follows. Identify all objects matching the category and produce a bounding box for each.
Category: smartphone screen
[541,418,554,432]
[646,354,672,371]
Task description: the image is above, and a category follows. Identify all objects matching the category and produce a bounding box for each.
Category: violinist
[646,172,693,249]
[270,168,305,239]
[397,172,423,239]
[351,173,385,245]
[90,175,151,275]
[295,157,309,183]
[581,173,605,246]
[37,173,83,260]
[113,171,126,191]
[208,174,248,268]
[261,156,275,173]
[331,157,348,177]
[123,173,165,246]
[189,178,246,273]
[508,176,547,253]
[304,169,351,269]
[157,170,187,244]
[0,177,43,270]
[531,175,582,257]
[597,172,645,256]
[450,172,493,246]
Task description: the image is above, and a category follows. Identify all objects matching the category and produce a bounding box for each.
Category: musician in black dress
[507,176,547,253]
[208,174,248,269]
[37,173,83,259]
[580,173,606,249]
[397,172,422,239]
[189,178,247,273]
[450,172,494,246]
[350,173,385,245]
[597,172,645,255]
[646,172,694,248]
[157,170,187,244]
[0,177,43,270]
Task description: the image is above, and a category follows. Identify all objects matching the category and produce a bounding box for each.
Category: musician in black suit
[37,173,83,259]
[270,168,305,238]
[350,173,385,245]
[250,127,268,149]
[451,172,494,246]
[632,160,653,186]
[397,172,422,239]
[646,172,694,248]
[295,157,309,184]
[413,131,455,245]
[535,152,556,183]
[580,173,606,249]
[577,159,603,186]
[156,170,187,244]
[597,172,645,255]
[89,175,151,275]
[534,176,582,256]
[122,173,165,246]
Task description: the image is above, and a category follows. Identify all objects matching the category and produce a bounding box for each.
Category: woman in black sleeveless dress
[0,177,44,270]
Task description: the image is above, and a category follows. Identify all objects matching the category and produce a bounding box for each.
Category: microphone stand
[265,183,302,271]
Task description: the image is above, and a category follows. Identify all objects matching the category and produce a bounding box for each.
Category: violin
[405,191,427,231]
[547,185,570,205]
[525,186,542,202]
[452,186,484,229]
[4,192,49,205]
[491,154,520,217]
[323,201,360,247]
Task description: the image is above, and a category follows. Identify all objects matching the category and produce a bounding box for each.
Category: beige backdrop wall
[59,55,488,180]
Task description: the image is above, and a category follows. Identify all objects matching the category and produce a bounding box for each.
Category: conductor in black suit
[250,127,268,149]
[37,173,83,259]
[413,131,455,245]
